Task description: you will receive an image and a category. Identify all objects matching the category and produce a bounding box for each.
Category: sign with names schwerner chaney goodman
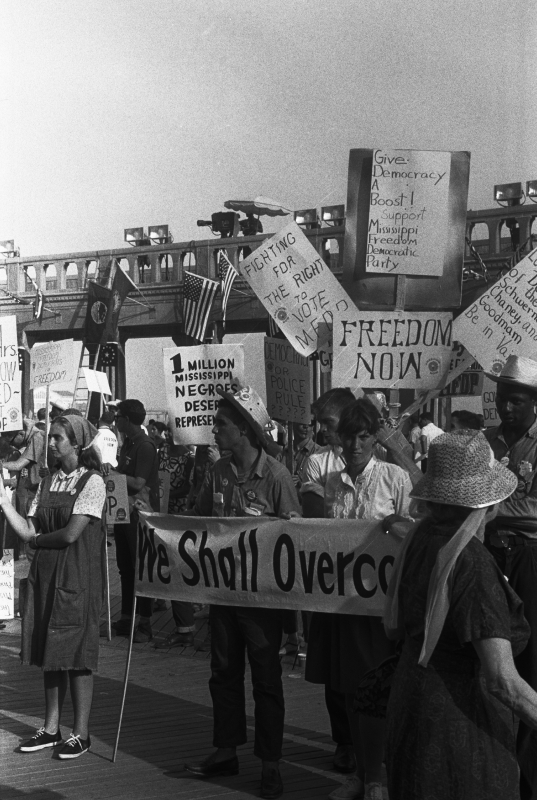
[333,309,453,389]
[239,221,352,356]
[366,148,451,277]
[163,344,245,445]
[264,337,311,423]
[453,248,537,375]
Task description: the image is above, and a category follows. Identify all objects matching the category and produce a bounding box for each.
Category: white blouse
[324,457,412,520]
[28,467,106,519]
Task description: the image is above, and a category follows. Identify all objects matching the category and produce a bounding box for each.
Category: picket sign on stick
[0,316,22,433]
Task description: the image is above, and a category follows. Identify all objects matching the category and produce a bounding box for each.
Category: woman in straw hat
[384,430,537,800]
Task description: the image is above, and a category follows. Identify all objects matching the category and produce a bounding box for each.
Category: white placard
[0,316,22,432]
[367,149,451,276]
[29,339,77,389]
[83,367,111,396]
[239,221,353,356]
[104,472,129,524]
[453,249,537,375]
[0,549,14,620]
[482,376,499,428]
[264,337,311,423]
[163,344,245,445]
[333,309,453,389]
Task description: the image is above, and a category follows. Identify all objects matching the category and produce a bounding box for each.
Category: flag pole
[72,340,86,408]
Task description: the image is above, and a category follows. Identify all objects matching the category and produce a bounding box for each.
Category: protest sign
[0,550,14,620]
[163,344,245,445]
[158,470,171,514]
[83,367,111,396]
[29,339,77,389]
[453,248,537,375]
[439,342,483,397]
[366,149,451,277]
[482,376,499,428]
[333,309,453,389]
[264,337,311,423]
[239,221,353,356]
[105,472,129,524]
[0,316,21,432]
[136,513,401,616]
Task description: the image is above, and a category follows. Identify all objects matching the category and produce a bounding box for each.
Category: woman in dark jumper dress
[385,431,537,800]
[0,415,106,760]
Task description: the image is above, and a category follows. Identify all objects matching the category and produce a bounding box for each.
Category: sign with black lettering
[264,337,310,423]
[30,339,77,389]
[482,377,499,429]
[333,310,453,389]
[163,344,245,445]
[239,221,353,356]
[367,149,451,276]
[453,248,537,375]
[439,342,483,397]
[0,316,21,432]
[0,549,14,620]
[135,513,401,615]
[105,471,129,524]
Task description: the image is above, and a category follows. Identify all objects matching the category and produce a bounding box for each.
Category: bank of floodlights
[494,183,524,207]
[294,208,319,229]
[321,205,345,226]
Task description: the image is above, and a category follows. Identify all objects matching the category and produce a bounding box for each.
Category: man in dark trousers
[184,386,300,800]
[112,398,159,643]
[484,355,537,800]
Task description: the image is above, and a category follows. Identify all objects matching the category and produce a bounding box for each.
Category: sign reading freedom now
[136,513,401,616]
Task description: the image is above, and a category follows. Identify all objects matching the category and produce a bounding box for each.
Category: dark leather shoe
[155,631,194,649]
[184,755,239,778]
[260,766,283,799]
[333,744,356,774]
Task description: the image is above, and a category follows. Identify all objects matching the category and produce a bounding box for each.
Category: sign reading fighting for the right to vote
[264,337,311,423]
[366,149,451,277]
[29,339,77,389]
[136,513,401,616]
[453,248,537,376]
[239,221,353,356]
[163,344,244,445]
[0,316,21,432]
[332,309,453,389]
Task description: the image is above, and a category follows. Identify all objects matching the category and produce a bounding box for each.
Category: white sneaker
[328,774,364,800]
[364,782,383,800]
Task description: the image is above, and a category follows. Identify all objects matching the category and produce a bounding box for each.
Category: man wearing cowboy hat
[484,355,537,799]
[184,385,300,800]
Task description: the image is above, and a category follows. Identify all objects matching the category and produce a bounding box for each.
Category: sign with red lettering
[239,221,353,356]
[333,309,453,389]
[264,337,311,423]
[136,513,401,616]
[163,344,245,445]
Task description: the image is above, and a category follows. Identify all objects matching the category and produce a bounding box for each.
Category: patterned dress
[385,518,530,800]
[22,468,106,671]
[158,444,193,513]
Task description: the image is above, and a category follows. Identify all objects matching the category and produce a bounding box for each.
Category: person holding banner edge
[183,385,300,800]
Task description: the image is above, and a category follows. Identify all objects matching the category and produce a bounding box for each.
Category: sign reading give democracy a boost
[136,513,401,616]
[163,343,245,445]
[239,221,353,356]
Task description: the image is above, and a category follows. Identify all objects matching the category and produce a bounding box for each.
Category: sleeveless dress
[21,469,106,671]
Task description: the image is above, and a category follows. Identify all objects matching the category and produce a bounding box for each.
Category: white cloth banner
[136,513,401,616]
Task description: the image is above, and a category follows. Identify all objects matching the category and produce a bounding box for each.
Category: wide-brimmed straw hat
[485,355,537,392]
[216,385,272,446]
[410,430,517,508]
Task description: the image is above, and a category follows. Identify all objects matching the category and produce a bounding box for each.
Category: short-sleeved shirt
[324,457,412,520]
[485,418,537,537]
[195,448,301,518]
[28,467,106,519]
[117,430,159,510]
[92,426,118,468]
[300,445,385,498]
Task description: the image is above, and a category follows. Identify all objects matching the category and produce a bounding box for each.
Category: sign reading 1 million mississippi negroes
[366,148,451,277]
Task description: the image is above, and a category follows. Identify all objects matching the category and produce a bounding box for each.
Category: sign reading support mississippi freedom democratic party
[0,316,21,432]
[29,339,77,390]
[332,309,453,389]
[453,248,537,375]
[366,148,451,276]
[136,513,401,616]
[163,344,245,445]
[239,221,353,356]
[264,337,311,423]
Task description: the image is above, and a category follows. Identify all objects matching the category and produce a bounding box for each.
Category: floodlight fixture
[294,208,319,229]
[321,205,345,226]
[124,227,150,246]
[494,182,524,207]
[148,224,172,244]
[0,240,19,257]
[526,181,537,203]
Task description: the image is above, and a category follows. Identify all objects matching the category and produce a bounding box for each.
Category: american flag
[183,271,219,341]
[268,315,280,338]
[217,250,238,321]
[100,343,118,367]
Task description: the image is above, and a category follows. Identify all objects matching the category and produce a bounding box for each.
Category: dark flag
[105,265,135,336]
[85,281,112,344]
[183,271,219,341]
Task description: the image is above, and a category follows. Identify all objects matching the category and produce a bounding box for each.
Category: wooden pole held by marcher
[113,578,137,762]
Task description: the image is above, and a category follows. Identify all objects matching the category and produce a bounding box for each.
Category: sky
[1,0,535,258]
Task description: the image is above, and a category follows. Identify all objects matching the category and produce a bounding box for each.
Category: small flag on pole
[23,271,45,322]
[268,315,280,338]
[217,250,238,322]
[183,271,219,342]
